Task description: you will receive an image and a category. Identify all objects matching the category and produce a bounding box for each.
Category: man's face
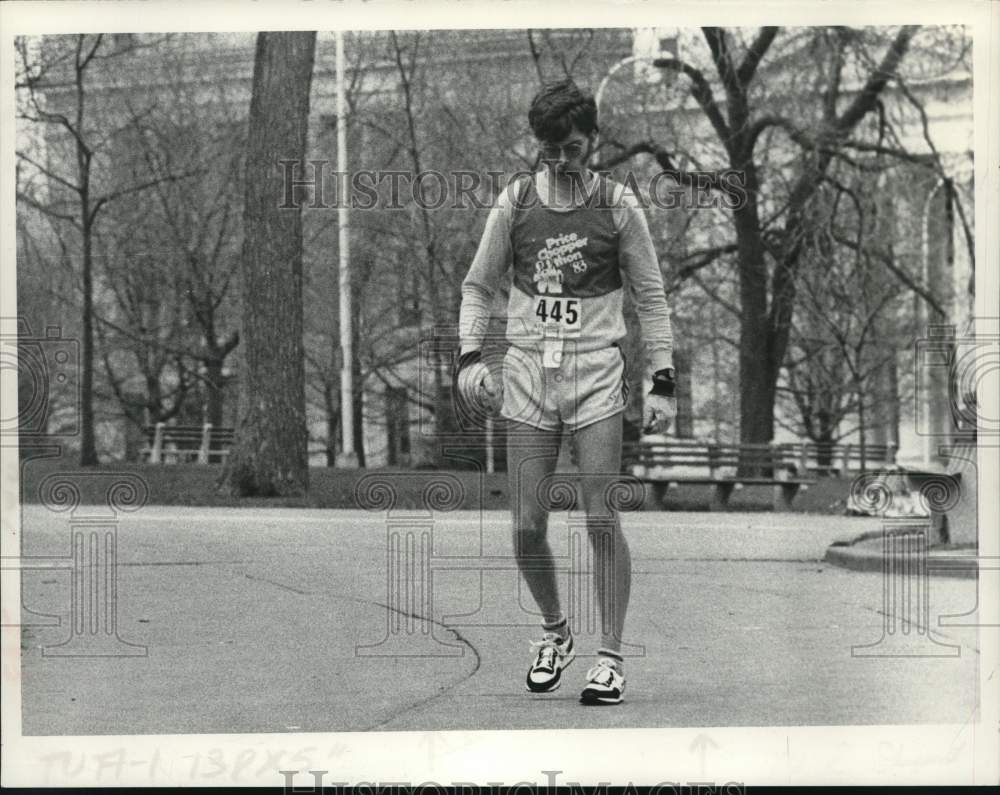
[539,127,593,179]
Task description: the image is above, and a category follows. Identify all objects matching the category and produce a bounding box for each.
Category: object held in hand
[454,349,503,417]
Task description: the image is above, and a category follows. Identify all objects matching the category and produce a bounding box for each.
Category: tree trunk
[432,337,449,468]
[227,31,316,497]
[673,344,694,438]
[203,355,225,428]
[733,166,774,446]
[79,204,98,466]
[352,319,366,468]
[815,417,836,475]
[324,380,338,467]
[857,383,867,473]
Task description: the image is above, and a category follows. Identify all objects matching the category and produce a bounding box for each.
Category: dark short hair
[528,79,599,142]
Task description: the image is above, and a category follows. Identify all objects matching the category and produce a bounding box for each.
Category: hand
[642,393,677,435]
[643,366,677,434]
[455,350,503,417]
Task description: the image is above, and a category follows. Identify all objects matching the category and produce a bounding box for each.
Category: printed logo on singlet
[533,232,589,294]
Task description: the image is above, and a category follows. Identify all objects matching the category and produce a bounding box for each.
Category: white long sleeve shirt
[459,169,674,372]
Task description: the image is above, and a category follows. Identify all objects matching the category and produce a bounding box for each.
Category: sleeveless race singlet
[507,175,628,352]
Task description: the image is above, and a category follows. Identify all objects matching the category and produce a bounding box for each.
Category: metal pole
[592,55,641,161]
[336,30,358,468]
[592,51,676,164]
[594,55,641,117]
[920,177,946,469]
[485,416,494,475]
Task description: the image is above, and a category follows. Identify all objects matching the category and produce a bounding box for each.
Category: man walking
[455,79,677,704]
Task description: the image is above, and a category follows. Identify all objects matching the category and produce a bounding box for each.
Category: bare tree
[226,31,316,496]
[122,61,244,429]
[597,26,922,446]
[16,33,193,464]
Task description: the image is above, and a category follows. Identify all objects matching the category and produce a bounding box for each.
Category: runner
[455,78,677,705]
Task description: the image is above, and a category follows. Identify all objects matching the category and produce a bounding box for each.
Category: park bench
[143,422,235,464]
[622,440,815,511]
[773,442,896,475]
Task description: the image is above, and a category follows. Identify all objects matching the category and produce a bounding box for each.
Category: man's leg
[573,412,630,655]
[506,421,563,623]
[508,420,578,693]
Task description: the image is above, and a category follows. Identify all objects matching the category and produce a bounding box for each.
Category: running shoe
[525,631,575,693]
[579,659,625,704]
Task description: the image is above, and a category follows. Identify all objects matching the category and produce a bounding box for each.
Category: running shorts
[499,343,629,432]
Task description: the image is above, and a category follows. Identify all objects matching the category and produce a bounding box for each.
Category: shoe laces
[586,659,620,685]
[529,632,564,668]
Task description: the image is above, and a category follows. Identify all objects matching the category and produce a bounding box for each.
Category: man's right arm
[459,183,517,355]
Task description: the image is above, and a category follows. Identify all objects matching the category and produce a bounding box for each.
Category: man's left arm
[615,187,674,373]
[616,186,677,434]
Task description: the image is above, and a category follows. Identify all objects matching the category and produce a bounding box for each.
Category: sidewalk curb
[823,534,979,579]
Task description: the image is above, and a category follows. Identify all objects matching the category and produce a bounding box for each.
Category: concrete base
[824,532,979,579]
[335,450,359,469]
[936,443,978,545]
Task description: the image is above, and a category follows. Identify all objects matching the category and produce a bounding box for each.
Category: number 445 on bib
[534,297,581,334]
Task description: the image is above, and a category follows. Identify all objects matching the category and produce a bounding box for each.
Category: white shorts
[499,343,629,432]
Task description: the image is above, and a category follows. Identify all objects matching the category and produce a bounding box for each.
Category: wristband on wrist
[649,367,676,398]
[456,349,482,375]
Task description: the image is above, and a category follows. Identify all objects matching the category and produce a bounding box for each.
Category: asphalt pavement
[16,506,981,735]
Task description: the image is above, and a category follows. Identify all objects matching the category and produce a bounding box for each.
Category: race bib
[533,296,582,337]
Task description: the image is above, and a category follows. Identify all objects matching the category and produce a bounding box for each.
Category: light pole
[335,30,358,469]
[592,49,675,162]
[919,175,947,468]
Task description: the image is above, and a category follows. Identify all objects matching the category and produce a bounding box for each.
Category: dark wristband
[456,349,482,376]
[649,367,676,398]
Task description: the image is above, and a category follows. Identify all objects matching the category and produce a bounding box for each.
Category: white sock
[542,615,569,641]
[596,647,624,673]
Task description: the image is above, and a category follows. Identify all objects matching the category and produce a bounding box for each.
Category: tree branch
[596,139,732,191]
[835,25,919,134]
[667,243,740,288]
[702,27,739,100]
[89,167,204,223]
[16,190,79,225]
[737,27,779,85]
[16,151,81,193]
[652,56,731,144]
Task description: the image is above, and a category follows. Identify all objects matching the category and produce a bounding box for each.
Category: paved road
[16,506,981,735]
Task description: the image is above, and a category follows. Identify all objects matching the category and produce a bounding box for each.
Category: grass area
[16,453,856,514]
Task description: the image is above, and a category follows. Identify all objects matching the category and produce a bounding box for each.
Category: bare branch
[835,26,920,135]
[737,27,779,85]
[16,190,80,226]
[596,139,732,191]
[16,151,81,193]
[652,56,731,144]
[689,270,741,318]
[667,243,740,289]
[89,167,205,223]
